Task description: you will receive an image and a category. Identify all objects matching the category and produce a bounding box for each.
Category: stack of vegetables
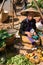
[6,55,34,65]
[25,49,43,64]
[0,29,13,48]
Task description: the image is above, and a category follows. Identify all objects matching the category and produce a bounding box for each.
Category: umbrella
[20,8,41,17]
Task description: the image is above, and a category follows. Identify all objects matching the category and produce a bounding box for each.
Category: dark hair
[25,11,30,16]
[26,12,34,16]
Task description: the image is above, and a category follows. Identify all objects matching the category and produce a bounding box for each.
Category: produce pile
[25,49,43,64]
[0,29,13,48]
[0,55,34,65]
[0,50,43,65]
[6,55,34,65]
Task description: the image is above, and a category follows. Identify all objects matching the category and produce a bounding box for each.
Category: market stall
[0,0,43,65]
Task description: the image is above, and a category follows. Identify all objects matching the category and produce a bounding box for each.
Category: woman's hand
[25,32,32,37]
[34,32,37,36]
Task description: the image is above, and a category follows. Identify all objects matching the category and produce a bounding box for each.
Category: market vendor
[19,8,40,46]
[36,19,43,46]
[36,18,43,31]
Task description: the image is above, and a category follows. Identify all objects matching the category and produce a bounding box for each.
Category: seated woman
[19,12,40,47]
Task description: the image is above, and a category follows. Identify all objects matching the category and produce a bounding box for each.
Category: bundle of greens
[6,55,34,65]
[0,29,13,48]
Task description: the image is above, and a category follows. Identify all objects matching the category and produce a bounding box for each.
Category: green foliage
[0,29,13,48]
[31,0,43,9]
[6,55,34,65]
[27,0,43,9]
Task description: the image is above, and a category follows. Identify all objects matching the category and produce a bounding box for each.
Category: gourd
[33,55,40,64]
[37,49,41,54]
[40,57,43,62]
[41,51,43,56]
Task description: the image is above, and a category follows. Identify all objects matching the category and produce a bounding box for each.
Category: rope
[0,0,6,13]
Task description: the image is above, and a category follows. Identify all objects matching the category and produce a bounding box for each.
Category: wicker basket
[6,36,14,46]
[0,10,8,22]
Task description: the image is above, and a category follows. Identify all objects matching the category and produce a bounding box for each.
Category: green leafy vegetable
[6,55,34,65]
[0,29,13,48]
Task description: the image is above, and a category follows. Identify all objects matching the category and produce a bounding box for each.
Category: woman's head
[36,17,41,22]
[27,13,33,20]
